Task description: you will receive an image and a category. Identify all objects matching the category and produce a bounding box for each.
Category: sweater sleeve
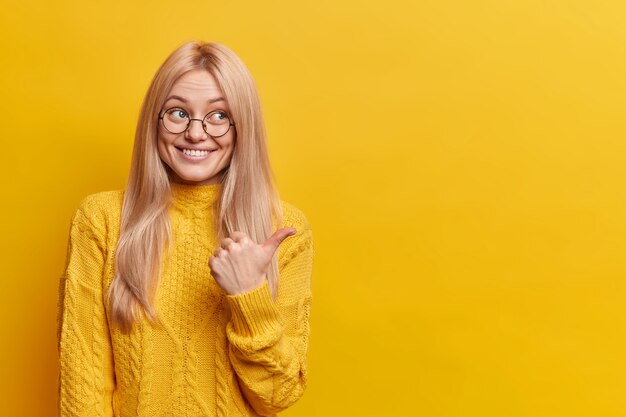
[225,223,314,416]
[57,199,116,417]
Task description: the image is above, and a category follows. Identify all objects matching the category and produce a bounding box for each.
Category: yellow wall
[2,1,626,415]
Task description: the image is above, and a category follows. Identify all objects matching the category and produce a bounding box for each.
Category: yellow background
[1,0,625,415]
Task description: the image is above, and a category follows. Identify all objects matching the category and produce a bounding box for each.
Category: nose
[185,119,208,141]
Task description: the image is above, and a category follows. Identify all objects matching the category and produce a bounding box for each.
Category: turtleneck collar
[169,181,222,216]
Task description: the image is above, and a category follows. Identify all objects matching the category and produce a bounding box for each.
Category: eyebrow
[164,95,225,104]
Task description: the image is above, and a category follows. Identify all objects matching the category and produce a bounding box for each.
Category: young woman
[57,41,314,416]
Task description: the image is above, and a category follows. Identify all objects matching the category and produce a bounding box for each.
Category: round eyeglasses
[159,107,235,138]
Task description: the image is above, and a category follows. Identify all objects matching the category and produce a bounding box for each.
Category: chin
[176,168,222,184]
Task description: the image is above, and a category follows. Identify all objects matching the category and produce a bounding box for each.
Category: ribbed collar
[169,181,222,216]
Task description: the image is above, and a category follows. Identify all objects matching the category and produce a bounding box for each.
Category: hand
[208,228,297,295]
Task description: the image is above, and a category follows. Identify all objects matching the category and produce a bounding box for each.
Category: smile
[176,147,216,157]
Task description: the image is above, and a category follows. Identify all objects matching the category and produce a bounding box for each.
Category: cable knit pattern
[57,182,314,417]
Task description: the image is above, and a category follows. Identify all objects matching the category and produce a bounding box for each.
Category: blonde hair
[107,41,283,333]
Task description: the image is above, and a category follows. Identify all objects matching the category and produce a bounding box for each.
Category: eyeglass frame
[158,107,236,138]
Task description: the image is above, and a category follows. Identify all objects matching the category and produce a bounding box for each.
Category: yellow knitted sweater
[57,182,314,417]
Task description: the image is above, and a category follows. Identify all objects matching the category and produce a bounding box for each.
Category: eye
[206,111,229,124]
[167,108,188,120]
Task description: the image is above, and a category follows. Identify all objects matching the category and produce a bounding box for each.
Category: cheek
[223,142,235,163]
[223,134,236,155]
[157,134,173,158]
[157,141,175,170]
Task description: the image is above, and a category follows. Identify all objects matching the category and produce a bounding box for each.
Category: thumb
[262,227,297,255]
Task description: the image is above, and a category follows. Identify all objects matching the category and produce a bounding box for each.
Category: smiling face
[157,69,236,185]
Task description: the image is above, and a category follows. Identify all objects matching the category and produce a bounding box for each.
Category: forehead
[168,69,224,101]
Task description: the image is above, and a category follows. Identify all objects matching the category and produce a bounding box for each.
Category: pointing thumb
[263,227,297,255]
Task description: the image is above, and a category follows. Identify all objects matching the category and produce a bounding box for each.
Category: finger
[262,227,297,255]
[230,231,248,242]
[220,237,236,250]
[214,248,227,258]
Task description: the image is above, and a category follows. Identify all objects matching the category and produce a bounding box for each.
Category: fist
[208,228,296,295]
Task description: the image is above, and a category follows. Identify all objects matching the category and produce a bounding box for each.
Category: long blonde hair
[107,41,283,333]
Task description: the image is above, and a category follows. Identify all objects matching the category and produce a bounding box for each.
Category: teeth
[182,148,210,156]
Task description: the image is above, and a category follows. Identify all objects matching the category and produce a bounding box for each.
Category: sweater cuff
[226,280,282,338]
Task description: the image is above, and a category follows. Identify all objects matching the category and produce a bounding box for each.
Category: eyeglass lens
[161,108,232,137]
